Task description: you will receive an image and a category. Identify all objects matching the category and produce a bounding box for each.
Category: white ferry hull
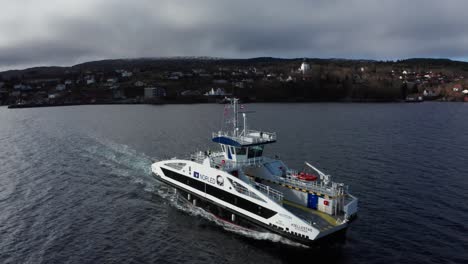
[152,161,348,247]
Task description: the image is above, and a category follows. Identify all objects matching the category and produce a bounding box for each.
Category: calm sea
[0,103,467,264]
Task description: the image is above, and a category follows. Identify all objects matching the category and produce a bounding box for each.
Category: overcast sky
[1,0,467,70]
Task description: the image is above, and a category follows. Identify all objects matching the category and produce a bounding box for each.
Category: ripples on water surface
[0,103,467,264]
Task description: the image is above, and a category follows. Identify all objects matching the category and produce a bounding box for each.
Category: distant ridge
[1,57,468,79]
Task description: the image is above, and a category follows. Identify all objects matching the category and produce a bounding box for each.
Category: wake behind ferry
[151,99,358,246]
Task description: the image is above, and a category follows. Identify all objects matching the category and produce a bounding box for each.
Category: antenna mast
[222,98,245,137]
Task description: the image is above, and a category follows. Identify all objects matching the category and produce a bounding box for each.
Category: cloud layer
[1,0,467,70]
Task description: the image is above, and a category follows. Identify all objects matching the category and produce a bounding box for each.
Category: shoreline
[5,99,464,109]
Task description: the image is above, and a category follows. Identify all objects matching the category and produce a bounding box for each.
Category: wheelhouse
[213,135,273,163]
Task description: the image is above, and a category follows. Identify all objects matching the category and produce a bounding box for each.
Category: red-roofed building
[453,84,462,92]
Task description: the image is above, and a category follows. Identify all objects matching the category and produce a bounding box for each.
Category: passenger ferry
[151,99,358,246]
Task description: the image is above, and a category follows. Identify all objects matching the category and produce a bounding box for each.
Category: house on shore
[144,87,166,99]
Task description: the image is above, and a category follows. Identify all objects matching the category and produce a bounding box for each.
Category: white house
[233,82,244,88]
[48,93,60,99]
[134,81,145,87]
[299,60,311,74]
[192,69,205,74]
[14,84,32,90]
[171,72,184,77]
[205,88,226,96]
[109,84,120,90]
[144,87,166,99]
[121,71,133,77]
[56,84,66,91]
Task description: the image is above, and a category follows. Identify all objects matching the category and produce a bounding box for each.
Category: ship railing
[191,150,264,170]
[286,168,299,176]
[229,180,265,202]
[211,156,264,170]
[212,130,276,144]
[229,178,283,203]
[190,152,207,164]
[240,157,264,166]
[302,218,314,227]
[244,130,276,142]
[208,151,225,159]
[253,182,283,202]
[276,174,340,197]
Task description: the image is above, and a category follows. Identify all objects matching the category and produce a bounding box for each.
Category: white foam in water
[82,137,154,175]
[79,136,161,191]
[169,191,308,248]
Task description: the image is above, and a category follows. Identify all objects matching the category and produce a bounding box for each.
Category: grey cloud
[1,0,468,70]
[0,41,91,66]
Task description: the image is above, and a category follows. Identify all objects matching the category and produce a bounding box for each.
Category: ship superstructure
[151,99,358,245]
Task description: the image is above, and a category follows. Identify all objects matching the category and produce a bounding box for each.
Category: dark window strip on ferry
[161,168,277,219]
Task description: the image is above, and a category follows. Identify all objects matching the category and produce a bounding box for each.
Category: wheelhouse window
[235,147,247,155]
[247,145,264,158]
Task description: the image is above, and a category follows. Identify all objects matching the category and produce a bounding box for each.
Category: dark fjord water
[0,103,467,264]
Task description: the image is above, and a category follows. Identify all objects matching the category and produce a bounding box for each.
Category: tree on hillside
[412,83,419,94]
[401,82,408,99]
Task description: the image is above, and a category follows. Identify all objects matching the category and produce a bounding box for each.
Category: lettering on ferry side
[194,171,216,185]
[291,223,314,233]
[278,213,292,220]
[275,220,285,226]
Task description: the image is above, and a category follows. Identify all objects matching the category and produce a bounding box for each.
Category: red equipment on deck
[296,172,318,181]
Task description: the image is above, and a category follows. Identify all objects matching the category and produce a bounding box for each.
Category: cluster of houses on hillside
[1,60,467,106]
[389,69,466,101]
[393,69,462,85]
[0,61,316,106]
[161,64,312,84]
[0,69,138,105]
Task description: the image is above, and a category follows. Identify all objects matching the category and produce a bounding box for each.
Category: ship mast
[223,98,242,137]
[233,98,238,137]
[221,97,249,138]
